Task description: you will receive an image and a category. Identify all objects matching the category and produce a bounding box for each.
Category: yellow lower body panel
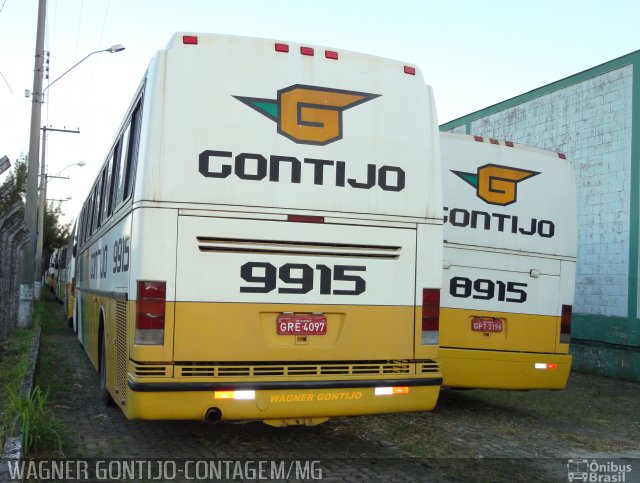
[65,288,74,322]
[440,348,572,390]
[123,382,440,422]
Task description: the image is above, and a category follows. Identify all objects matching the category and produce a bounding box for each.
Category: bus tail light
[422,288,440,345]
[375,386,409,396]
[214,390,255,400]
[560,304,572,344]
[136,281,166,345]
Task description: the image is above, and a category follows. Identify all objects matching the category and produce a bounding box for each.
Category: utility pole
[34,126,80,299]
[18,0,46,328]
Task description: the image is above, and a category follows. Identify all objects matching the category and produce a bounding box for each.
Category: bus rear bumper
[123,377,442,422]
[439,348,572,390]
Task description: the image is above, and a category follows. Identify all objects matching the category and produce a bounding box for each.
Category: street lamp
[20,0,125,327]
[34,161,85,296]
[50,161,86,178]
[43,44,125,95]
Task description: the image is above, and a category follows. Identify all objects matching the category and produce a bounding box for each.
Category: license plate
[471,317,503,332]
[277,314,327,335]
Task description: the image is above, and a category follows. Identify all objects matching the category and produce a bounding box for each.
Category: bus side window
[78,206,84,246]
[94,173,105,231]
[108,142,121,217]
[114,122,131,208]
[83,203,90,242]
[82,204,89,244]
[123,101,142,202]
[86,193,94,237]
[100,155,113,223]
[90,183,100,235]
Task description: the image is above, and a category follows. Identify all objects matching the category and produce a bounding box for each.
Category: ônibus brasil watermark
[567,459,634,482]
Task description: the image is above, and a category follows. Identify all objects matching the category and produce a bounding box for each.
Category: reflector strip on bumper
[128,377,442,392]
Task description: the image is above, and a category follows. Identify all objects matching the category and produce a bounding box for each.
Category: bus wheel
[74,304,80,338]
[99,333,115,406]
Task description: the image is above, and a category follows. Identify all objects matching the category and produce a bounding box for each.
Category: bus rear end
[439,132,576,390]
[118,33,442,424]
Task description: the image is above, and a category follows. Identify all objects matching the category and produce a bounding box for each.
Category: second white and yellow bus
[438,132,576,390]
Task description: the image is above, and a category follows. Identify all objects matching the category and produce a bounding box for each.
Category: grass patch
[0,322,37,449]
[344,413,466,458]
[1,296,73,457]
[453,374,640,435]
[9,387,64,457]
[33,290,79,455]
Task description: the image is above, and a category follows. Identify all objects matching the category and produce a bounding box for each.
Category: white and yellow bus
[74,33,443,425]
[439,132,576,390]
[63,222,77,329]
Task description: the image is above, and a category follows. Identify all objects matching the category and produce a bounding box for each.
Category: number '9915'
[450,276,527,303]
[240,262,366,295]
[112,237,130,273]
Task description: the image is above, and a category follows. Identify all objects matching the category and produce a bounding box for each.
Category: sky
[0,0,638,223]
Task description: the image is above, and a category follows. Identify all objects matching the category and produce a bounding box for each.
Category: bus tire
[99,332,115,407]
[74,304,80,340]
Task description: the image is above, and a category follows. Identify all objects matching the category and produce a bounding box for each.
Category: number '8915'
[450,276,527,303]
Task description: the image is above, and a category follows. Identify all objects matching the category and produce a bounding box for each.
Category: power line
[0,71,12,94]
[73,0,84,59]
[97,0,111,48]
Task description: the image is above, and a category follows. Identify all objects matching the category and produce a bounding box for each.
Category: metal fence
[0,201,29,344]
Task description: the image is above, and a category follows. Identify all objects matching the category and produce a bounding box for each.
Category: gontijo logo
[234,85,380,145]
[451,164,539,206]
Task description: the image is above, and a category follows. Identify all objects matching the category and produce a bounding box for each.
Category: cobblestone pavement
[34,294,640,482]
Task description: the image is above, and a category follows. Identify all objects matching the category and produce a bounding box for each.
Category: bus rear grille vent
[132,363,167,377]
[178,361,415,378]
[114,300,128,405]
[418,360,440,374]
[197,237,400,259]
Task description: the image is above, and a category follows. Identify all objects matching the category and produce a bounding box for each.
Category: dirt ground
[30,292,640,482]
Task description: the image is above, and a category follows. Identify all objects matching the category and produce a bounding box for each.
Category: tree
[0,153,27,213]
[0,154,70,276]
[42,201,71,275]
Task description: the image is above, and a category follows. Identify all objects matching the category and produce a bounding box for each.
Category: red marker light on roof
[558,153,567,159]
[505,141,515,147]
[404,66,416,75]
[183,35,198,45]
[490,138,499,145]
[474,135,484,142]
[301,47,314,56]
[325,50,338,60]
[275,43,289,52]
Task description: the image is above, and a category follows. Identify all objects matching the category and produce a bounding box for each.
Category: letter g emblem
[278,85,379,145]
